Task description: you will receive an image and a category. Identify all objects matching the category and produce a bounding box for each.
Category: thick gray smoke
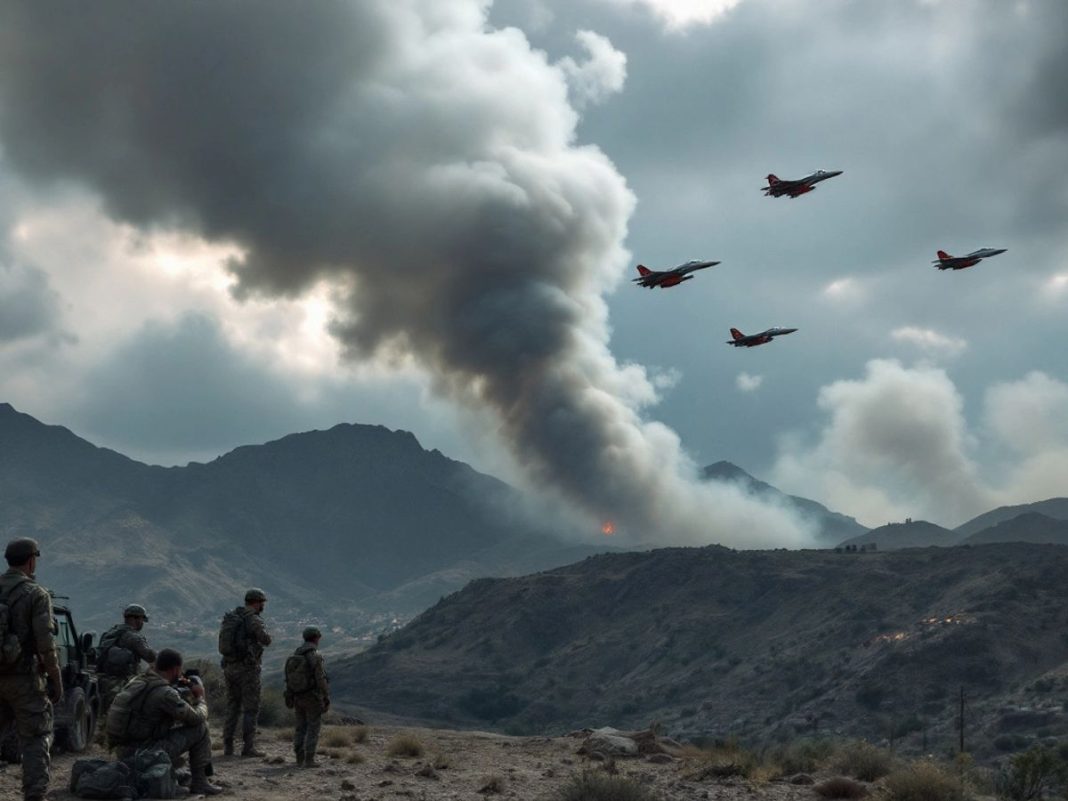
[0,1,810,544]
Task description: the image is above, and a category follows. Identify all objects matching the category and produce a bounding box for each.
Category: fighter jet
[931,248,1007,270]
[632,259,719,289]
[762,169,843,198]
[726,327,798,347]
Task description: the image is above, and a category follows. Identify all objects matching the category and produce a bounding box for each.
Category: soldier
[219,587,272,757]
[106,648,222,796]
[284,626,330,767]
[96,603,156,722]
[0,537,62,801]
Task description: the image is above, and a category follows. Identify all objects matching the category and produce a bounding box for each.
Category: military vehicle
[1,600,99,761]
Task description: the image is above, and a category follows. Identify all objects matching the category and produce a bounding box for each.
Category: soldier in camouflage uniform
[107,648,222,796]
[0,538,62,801]
[285,625,330,767]
[96,603,156,722]
[220,587,272,757]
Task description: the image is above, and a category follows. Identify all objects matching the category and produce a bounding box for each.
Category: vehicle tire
[58,689,93,753]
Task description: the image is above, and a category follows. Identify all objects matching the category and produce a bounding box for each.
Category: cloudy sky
[0,0,1065,536]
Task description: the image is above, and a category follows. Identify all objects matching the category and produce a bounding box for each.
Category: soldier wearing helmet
[0,537,61,801]
[96,603,157,723]
[284,625,330,767]
[219,588,272,757]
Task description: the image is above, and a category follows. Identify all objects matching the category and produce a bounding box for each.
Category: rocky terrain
[330,542,1068,758]
[0,722,871,801]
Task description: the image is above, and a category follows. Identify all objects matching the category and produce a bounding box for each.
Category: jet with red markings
[632,259,720,289]
[726,327,798,347]
[762,169,842,198]
[932,247,1007,270]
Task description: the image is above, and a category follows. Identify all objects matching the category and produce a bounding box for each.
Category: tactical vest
[218,608,250,663]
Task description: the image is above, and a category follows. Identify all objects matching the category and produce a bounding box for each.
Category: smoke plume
[0,1,810,545]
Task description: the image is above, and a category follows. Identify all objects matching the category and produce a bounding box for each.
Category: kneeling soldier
[106,648,222,796]
[285,626,330,767]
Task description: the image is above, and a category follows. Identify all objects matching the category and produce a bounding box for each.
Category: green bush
[994,746,1068,801]
[554,771,657,801]
[883,761,959,801]
[257,687,292,727]
[833,741,893,782]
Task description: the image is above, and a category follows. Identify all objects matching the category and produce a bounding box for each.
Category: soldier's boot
[239,711,264,757]
[189,772,224,797]
[294,749,305,767]
[223,739,234,756]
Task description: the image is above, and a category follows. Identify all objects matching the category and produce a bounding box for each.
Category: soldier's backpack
[73,759,138,800]
[96,627,136,677]
[284,650,315,694]
[0,576,30,668]
[217,609,249,660]
[125,747,178,799]
[106,679,168,747]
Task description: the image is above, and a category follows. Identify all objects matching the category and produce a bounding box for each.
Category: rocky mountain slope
[701,461,867,545]
[962,512,1068,546]
[0,403,610,640]
[332,542,1068,757]
[955,498,1068,539]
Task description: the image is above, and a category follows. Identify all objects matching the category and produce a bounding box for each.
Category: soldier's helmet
[302,626,322,641]
[123,603,149,621]
[244,587,268,604]
[4,537,41,563]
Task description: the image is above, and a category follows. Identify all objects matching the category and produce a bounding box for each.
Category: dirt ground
[0,723,826,801]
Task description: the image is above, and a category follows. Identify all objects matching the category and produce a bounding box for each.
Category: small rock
[586,751,606,762]
[341,779,356,790]
[268,756,284,764]
[416,764,439,780]
[646,753,673,764]
[789,774,815,785]
[376,779,393,787]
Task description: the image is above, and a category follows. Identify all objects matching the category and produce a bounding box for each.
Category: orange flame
[601,521,616,536]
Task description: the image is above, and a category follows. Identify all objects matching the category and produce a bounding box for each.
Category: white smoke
[772,360,1068,527]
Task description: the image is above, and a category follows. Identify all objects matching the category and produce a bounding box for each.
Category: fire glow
[601,521,616,536]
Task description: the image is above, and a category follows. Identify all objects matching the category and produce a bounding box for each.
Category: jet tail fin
[730,327,744,340]
[766,174,780,185]
[637,265,652,276]
[936,250,951,260]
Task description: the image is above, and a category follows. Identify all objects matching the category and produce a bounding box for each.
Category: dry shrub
[815,776,868,799]
[554,771,657,801]
[351,725,370,744]
[275,729,292,742]
[883,761,959,801]
[323,729,351,748]
[684,740,760,780]
[433,752,450,770]
[773,739,836,774]
[387,734,424,758]
[833,741,893,782]
[345,751,365,765]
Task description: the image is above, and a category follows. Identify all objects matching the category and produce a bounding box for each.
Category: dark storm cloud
[0,261,60,343]
[0,1,809,542]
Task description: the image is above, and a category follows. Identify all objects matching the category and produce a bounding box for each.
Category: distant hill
[331,543,1068,756]
[838,519,955,550]
[955,498,1068,539]
[0,403,611,641]
[963,512,1068,546]
[701,461,867,544]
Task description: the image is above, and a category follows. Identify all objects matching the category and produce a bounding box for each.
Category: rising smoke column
[0,0,810,545]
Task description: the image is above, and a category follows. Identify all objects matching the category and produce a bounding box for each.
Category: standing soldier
[0,538,62,801]
[218,587,272,757]
[284,626,330,767]
[96,604,156,721]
